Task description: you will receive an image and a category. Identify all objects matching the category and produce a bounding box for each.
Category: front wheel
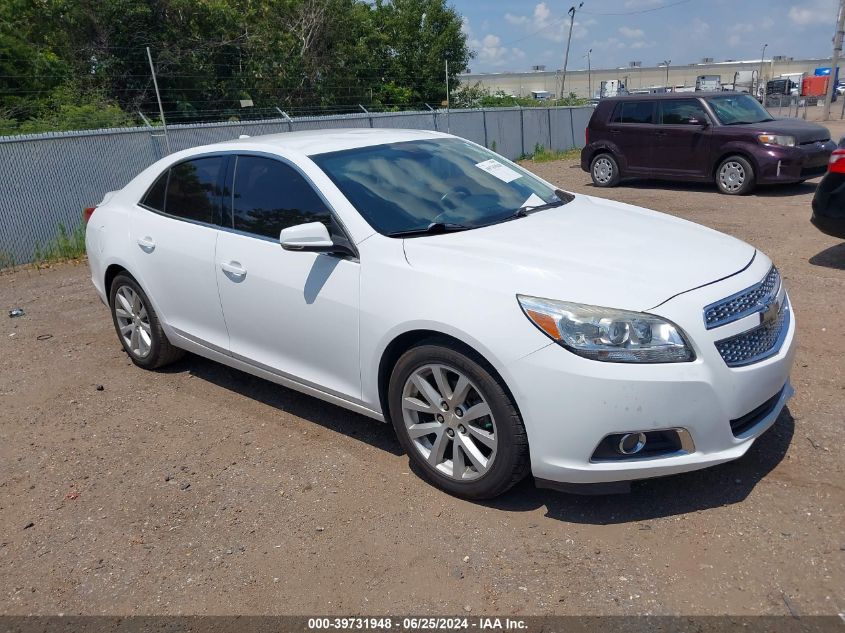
[716,156,755,195]
[388,342,529,499]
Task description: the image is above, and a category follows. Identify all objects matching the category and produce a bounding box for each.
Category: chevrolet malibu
[85,129,796,499]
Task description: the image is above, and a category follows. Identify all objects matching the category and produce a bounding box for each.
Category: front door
[215,155,362,402]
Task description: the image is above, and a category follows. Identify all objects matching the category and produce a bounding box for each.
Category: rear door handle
[221,261,247,279]
[137,236,155,251]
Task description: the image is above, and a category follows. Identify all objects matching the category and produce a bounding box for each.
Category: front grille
[730,386,785,437]
[714,299,789,367]
[704,267,780,329]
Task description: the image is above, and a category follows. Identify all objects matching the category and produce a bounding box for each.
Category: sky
[454,0,839,73]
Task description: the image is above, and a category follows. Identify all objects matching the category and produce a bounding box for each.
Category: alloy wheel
[114,285,152,359]
[401,364,498,481]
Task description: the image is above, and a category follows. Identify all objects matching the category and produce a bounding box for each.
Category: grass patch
[528,144,581,163]
[0,250,17,271]
[32,222,87,268]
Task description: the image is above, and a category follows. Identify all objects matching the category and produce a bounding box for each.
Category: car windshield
[705,94,775,125]
[311,138,565,236]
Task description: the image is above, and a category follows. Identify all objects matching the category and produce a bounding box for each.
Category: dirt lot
[1,124,844,617]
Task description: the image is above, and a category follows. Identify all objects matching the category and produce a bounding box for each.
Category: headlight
[517,295,695,363]
[757,134,796,147]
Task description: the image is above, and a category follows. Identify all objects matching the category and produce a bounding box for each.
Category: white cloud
[691,17,710,38]
[788,0,837,26]
[504,2,590,43]
[591,37,627,51]
[463,17,527,68]
[619,26,645,39]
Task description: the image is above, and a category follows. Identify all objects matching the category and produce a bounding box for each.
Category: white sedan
[85,128,795,499]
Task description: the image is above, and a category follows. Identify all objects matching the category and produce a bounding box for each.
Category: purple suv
[580,92,836,195]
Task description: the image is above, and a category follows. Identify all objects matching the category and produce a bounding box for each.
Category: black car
[811,140,845,239]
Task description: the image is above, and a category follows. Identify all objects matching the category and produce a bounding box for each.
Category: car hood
[734,119,831,143]
[402,195,755,312]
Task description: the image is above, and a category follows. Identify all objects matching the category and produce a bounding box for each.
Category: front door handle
[221,261,247,279]
[137,236,156,251]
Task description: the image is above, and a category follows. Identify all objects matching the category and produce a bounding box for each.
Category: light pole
[560,2,583,97]
[824,0,845,120]
[758,43,768,99]
[584,48,593,97]
[662,59,671,88]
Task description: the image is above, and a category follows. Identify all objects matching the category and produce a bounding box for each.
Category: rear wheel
[109,274,183,369]
[388,342,529,499]
[716,156,755,195]
[590,153,620,188]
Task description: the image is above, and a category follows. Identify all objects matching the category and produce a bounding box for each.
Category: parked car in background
[86,129,796,499]
[812,138,845,239]
[582,92,835,194]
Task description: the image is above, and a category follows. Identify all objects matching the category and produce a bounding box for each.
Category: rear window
[612,101,655,124]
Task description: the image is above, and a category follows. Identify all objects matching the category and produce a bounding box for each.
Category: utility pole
[758,43,768,100]
[662,60,671,88]
[560,2,583,97]
[584,49,593,97]
[445,59,451,133]
[824,0,845,120]
[146,47,171,154]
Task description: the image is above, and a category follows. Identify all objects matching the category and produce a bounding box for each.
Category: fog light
[618,432,646,455]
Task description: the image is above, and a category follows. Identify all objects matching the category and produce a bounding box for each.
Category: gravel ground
[1,126,844,616]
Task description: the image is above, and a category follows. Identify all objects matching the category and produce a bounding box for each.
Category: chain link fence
[0,106,594,268]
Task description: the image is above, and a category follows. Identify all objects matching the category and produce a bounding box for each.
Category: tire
[715,155,755,195]
[590,153,620,188]
[109,273,184,369]
[388,341,530,499]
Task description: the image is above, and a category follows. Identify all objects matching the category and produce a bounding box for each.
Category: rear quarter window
[140,171,168,211]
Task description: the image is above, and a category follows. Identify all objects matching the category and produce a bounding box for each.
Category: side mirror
[280,222,335,252]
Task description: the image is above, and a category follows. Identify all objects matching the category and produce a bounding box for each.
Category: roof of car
[601,91,732,101]
[217,127,450,156]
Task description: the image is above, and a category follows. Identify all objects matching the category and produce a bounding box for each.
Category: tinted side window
[660,100,708,125]
[613,101,654,124]
[232,156,331,239]
[165,157,224,223]
[141,171,168,211]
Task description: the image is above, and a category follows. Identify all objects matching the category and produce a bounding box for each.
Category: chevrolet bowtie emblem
[759,296,781,326]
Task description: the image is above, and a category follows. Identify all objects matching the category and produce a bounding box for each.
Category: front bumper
[756,140,836,183]
[504,255,796,485]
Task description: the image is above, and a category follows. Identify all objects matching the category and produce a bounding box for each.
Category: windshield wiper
[387,222,471,238]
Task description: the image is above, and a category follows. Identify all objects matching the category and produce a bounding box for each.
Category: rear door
[652,99,713,178]
[215,155,361,402]
[606,100,656,174]
[130,156,230,351]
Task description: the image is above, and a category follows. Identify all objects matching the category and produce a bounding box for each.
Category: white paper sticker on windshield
[475,159,522,183]
[520,193,546,209]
